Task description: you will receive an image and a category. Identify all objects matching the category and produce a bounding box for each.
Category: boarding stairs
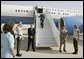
[35,10,60,47]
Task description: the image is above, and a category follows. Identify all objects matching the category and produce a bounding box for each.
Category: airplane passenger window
[24,10,25,12]
[63,13,64,15]
[18,10,20,12]
[15,10,17,12]
[65,13,66,15]
[58,13,60,15]
[21,10,23,12]
[26,10,28,12]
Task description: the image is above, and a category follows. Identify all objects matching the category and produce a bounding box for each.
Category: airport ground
[15,35,83,58]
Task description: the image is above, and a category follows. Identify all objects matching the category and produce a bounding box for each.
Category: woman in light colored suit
[1,23,16,58]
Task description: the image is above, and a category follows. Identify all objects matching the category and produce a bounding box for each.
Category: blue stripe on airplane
[1,16,34,24]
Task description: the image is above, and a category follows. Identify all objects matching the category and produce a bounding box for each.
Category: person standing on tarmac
[72,25,80,54]
[59,25,68,52]
[26,24,35,52]
[16,22,23,57]
[1,23,16,58]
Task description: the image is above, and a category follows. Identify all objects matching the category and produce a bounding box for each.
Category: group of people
[59,24,80,54]
[1,22,35,58]
[1,20,80,58]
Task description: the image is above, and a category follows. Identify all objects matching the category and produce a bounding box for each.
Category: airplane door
[37,8,43,13]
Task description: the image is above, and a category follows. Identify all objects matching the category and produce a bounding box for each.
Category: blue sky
[1,1,83,10]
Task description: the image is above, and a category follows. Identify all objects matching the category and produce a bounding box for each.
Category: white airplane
[1,4,83,47]
[1,4,83,34]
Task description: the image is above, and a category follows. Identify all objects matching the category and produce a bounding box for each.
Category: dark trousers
[41,22,43,28]
[73,38,78,52]
[27,38,35,51]
[40,21,44,28]
[17,37,21,54]
[59,39,66,51]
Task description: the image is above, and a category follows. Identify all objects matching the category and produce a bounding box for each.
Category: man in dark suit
[26,24,35,52]
[39,13,45,28]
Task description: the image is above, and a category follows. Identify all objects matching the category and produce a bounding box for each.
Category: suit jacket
[39,14,45,22]
[28,28,35,39]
